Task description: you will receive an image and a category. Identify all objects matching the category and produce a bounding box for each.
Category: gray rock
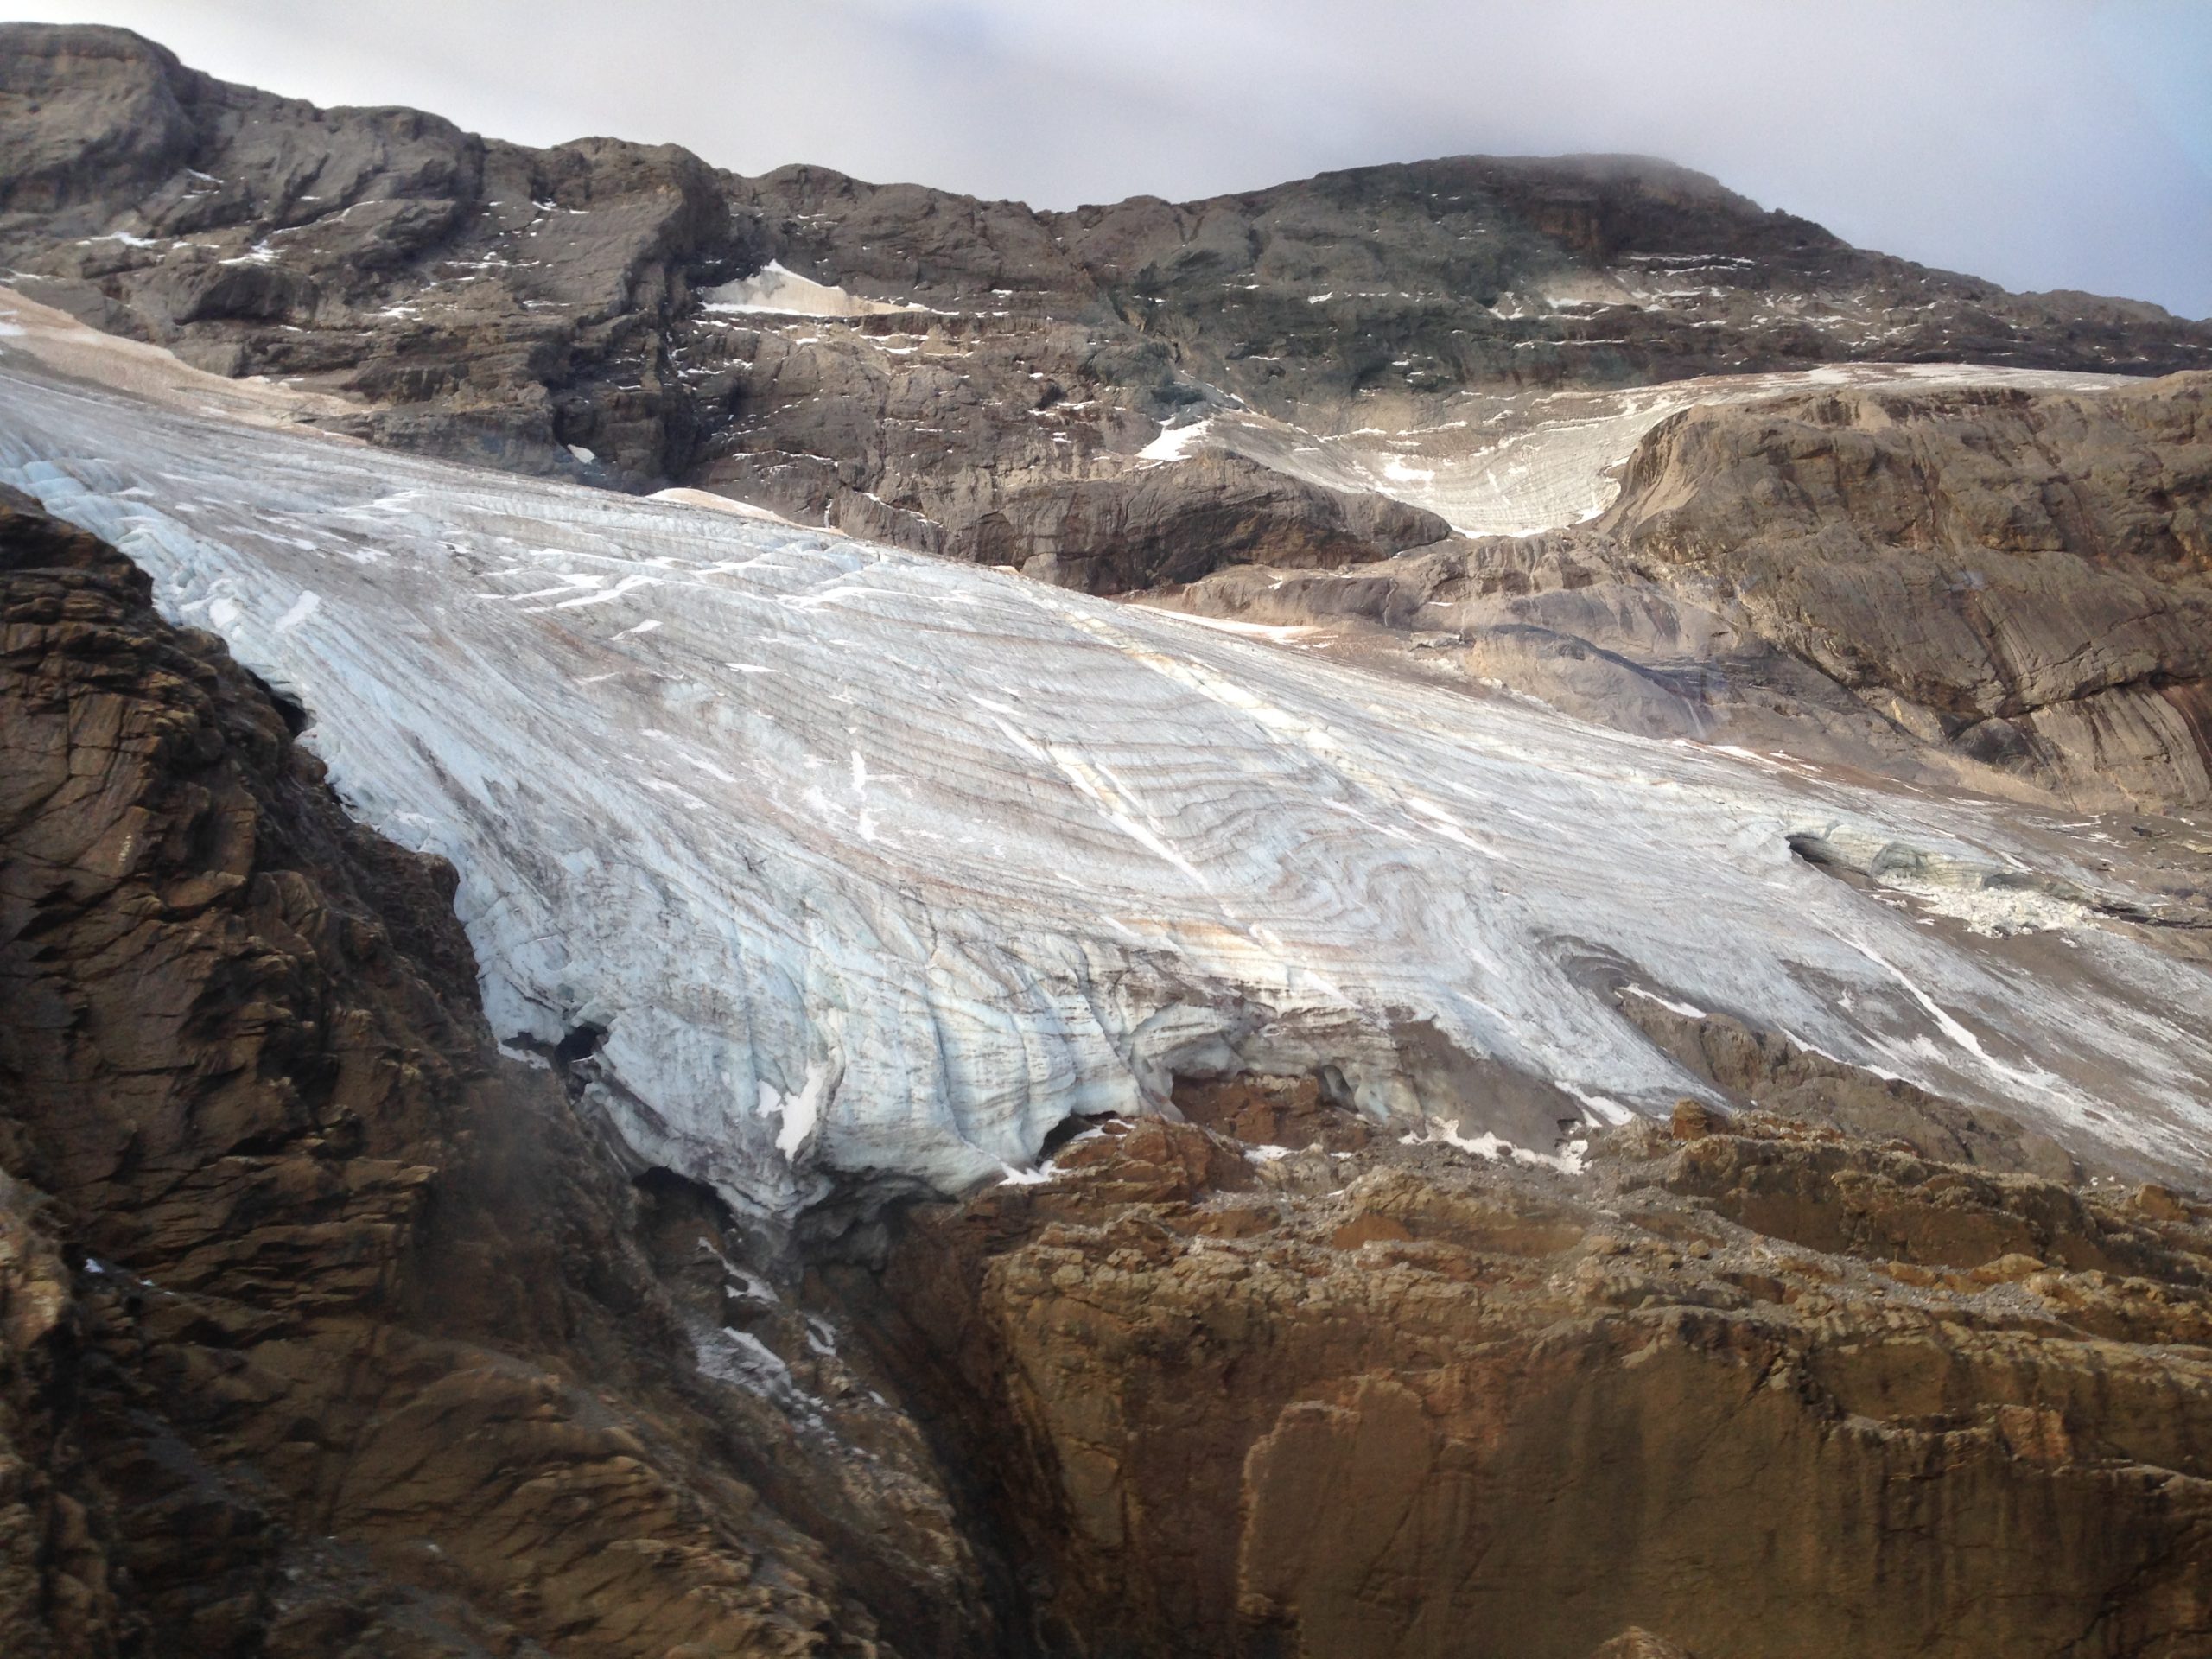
[8,20,2210,565]
[1605,375,2212,809]
[1170,375,2212,812]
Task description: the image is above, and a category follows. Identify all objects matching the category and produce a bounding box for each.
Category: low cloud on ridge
[11,0,2211,318]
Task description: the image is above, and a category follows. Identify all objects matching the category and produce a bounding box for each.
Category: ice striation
[3,303,2209,1222]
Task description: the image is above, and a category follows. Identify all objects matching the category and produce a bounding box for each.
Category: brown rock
[969,454,1449,594]
[1175,1071,1375,1154]
[831,1074,2212,1659]
[1586,1633,1697,1659]
[1329,1212,1414,1249]
[1175,374,2212,819]
[1669,1098,1727,1141]
[2134,1182,2192,1223]
[1604,376,2212,810]
[0,486,985,1656]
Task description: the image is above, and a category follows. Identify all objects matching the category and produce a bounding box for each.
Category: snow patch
[1622,982,1708,1021]
[756,1060,833,1161]
[1139,416,1216,463]
[702,260,936,319]
[1401,1122,1590,1176]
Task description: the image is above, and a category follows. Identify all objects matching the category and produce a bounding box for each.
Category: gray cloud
[10,0,2210,316]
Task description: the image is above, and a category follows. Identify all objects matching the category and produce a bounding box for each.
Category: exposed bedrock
[1604,374,2212,809]
[832,1105,2212,1659]
[1169,372,2212,811]
[0,22,760,486]
[962,454,1450,594]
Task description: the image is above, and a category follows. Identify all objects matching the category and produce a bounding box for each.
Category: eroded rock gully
[5,486,2211,1659]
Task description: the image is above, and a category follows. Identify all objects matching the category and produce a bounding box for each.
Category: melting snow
[1139,416,1217,463]
[702,260,935,319]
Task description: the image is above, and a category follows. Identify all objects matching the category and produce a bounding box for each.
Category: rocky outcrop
[1028,154,2211,414]
[1601,373,2212,809]
[956,454,1449,593]
[0,23,760,486]
[734,151,2212,414]
[1613,995,2085,1182]
[1169,372,2212,812]
[0,486,991,1656]
[833,1100,2212,1659]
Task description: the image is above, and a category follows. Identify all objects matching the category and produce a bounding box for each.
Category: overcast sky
[14,0,2211,317]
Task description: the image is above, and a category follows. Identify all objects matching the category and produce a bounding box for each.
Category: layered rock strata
[834,1100,2212,1659]
[1170,372,2212,812]
[0,486,988,1656]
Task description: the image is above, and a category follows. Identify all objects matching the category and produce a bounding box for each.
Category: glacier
[3,290,2208,1224]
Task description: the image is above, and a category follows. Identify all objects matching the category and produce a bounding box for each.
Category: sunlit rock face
[1166,369,2212,815]
[3,301,2209,1224]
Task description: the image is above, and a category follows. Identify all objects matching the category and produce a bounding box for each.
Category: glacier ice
[3,307,2208,1222]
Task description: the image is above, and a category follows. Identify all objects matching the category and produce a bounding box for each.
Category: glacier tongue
[3,340,2209,1217]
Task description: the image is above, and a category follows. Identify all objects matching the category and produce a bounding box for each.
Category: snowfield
[1179,364,2133,537]
[3,299,2207,1221]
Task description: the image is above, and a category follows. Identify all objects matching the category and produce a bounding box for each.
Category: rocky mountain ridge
[9,22,2211,817]
[5,22,2209,561]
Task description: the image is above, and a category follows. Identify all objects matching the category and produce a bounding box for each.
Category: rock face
[0,22,759,485]
[7,22,2211,594]
[834,1102,2212,1659]
[1015,153,2209,405]
[0,486,992,1656]
[1173,372,2212,812]
[950,454,1449,594]
[1604,375,2212,809]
